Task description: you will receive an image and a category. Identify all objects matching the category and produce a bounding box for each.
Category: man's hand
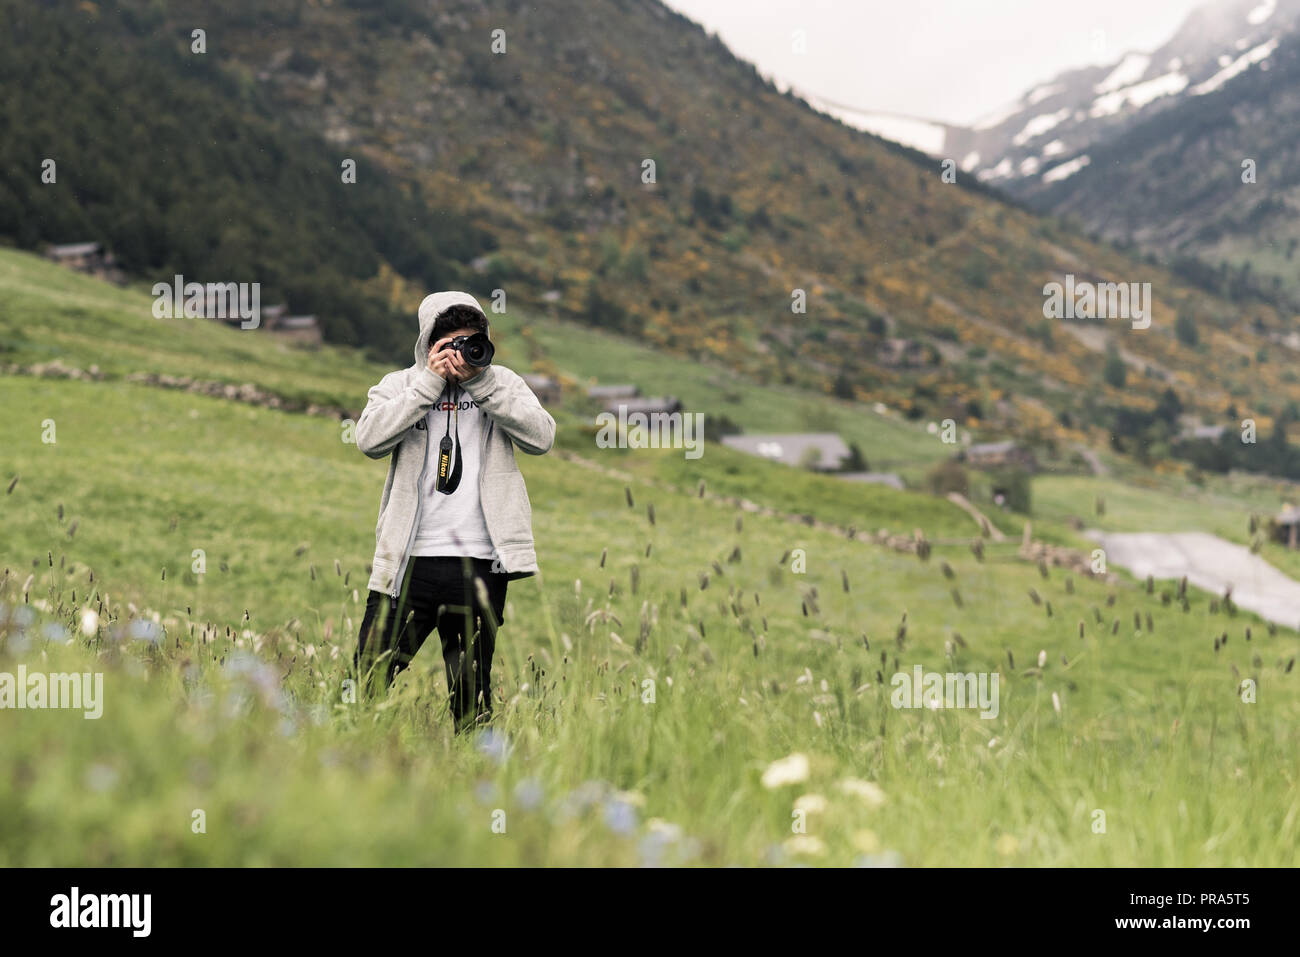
[428,336,483,384]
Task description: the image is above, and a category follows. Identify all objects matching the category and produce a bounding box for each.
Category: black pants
[353,556,508,731]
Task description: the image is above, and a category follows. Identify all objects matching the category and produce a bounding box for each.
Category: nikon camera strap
[433,384,463,495]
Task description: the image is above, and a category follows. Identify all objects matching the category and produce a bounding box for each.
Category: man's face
[428,326,489,382]
[436,327,482,351]
[429,326,484,360]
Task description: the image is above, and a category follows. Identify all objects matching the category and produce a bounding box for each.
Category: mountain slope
[1018,27,1300,311]
[0,0,494,360]
[7,0,1300,472]
[944,0,1300,309]
[947,0,1300,195]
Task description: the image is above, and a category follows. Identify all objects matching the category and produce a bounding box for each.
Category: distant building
[840,471,905,490]
[203,301,317,339]
[602,396,683,417]
[45,242,124,283]
[722,433,852,471]
[1271,504,1300,549]
[522,374,561,405]
[271,314,322,345]
[261,304,289,326]
[1179,423,1227,442]
[200,289,268,328]
[588,384,640,400]
[960,440,1037,472]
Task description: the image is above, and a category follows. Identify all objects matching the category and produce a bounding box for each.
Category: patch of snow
[1019,156,1041,175]
[1247,0,1276,26]
[1042,139,1067,157]
[1167,57,1183,70]
[1012,108,1071,146]
[847,113,946,153]
[1095,52,1151,93]
[1088,96,1119,118]
[1192,37,1278,94]
[802,97,947,154]
[960,151,981,172]
[1042,155,1090,183]
[1027,82,1065,105]
[976,157,1014,182]
[1089,70,1188,116]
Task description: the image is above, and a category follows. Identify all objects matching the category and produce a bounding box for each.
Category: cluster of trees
[1102,383,1300,480]
[689,186,734,230]
[0,0,493,363]
[1104,387,1184,461]
[1174,418,1300,479]
[1170,255,1293,312]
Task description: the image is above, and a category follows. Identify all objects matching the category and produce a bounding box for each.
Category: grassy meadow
[1,252,1298,866]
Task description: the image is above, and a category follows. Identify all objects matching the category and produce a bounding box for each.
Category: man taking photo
[352,291,555,732]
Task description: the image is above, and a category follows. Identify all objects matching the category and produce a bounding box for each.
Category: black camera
[441,332,495,367]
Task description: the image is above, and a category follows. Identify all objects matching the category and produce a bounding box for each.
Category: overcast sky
[661,0,1211,125]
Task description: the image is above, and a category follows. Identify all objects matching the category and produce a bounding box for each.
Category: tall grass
[3,376,1297,865]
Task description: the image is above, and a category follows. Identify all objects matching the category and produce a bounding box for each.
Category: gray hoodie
[356,291,556,597]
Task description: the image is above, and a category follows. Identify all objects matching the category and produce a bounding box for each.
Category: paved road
[1087,531,1300,629]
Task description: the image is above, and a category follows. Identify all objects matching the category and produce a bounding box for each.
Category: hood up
[413,291,488,366]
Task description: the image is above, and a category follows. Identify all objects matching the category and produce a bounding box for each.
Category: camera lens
[462,335,494,366]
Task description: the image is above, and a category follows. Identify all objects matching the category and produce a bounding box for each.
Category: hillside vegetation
[0,0,493,359]
[5,0,1300,477]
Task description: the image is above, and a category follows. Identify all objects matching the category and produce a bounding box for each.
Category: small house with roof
[45,242,124,283]
[721,433,853,472]
[959,440,1037,472]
